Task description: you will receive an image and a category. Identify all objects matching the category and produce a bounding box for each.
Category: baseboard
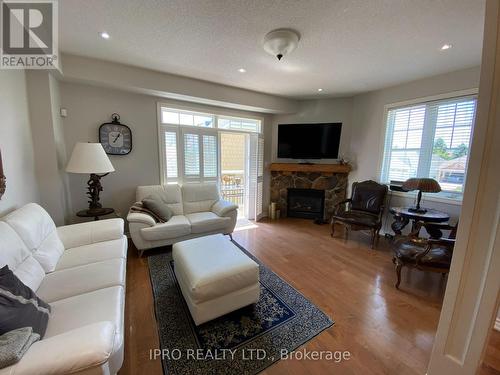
[495,318,500,332]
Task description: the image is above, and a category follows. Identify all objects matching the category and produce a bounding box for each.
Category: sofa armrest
[56,218,124,249]
[212,199,238,217]
[0,322,116,375]
[127,211,156,227]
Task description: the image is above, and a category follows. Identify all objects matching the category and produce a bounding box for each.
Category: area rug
[148,240,334,375]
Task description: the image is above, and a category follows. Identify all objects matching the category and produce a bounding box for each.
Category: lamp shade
[66,142,115,174]
[402,178,441,193]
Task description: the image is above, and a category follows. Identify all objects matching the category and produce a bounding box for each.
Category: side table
[390,206,450,239]
[76,208,115,221]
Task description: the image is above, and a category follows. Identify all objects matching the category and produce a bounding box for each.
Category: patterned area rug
[148,240,333,375]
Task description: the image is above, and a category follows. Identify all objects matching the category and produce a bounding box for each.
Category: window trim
[157,102,264,185]
[378,88,478,203]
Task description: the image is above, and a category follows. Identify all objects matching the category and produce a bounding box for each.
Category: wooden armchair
[330,180,388,249]
[392,222,457,289]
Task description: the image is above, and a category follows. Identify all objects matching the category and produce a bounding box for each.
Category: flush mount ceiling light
[263,29,300,61]
[238,68,246,73]
[441,43,452,50]
[100,32,110,39]
[317,88,323,92]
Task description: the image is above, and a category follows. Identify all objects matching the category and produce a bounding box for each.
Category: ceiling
[59,0,485,99]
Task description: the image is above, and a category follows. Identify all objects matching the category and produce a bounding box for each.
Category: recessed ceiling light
[238,68,246,73]
[100,32,110,40]
[441,44,452,50]
[317,88,323,92]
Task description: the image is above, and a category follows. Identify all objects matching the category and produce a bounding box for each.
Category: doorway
[220,132,248,219]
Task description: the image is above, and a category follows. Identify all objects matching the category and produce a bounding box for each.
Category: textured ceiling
[59,0,485,99]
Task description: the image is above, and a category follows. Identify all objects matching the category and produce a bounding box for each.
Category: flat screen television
[277,123,342,159]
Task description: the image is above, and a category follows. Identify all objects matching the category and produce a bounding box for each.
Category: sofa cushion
[44,286,124,352]
[136,185,183,215]
[140,215,191,241]
[0,266,51,338]
[0,223,45,292]
[56,219,124,249]
[36,259,126,303]
[3,203,64,273]
[186,212,230,234]
[55,237,127,271]
[182,183,219,214]
[142,195,173,222]
[173,235,259,303]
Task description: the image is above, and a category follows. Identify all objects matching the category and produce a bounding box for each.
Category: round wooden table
[389,206,450,239]
[76,207,115,221]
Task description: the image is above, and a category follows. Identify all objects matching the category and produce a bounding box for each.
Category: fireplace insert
[287,188,325,220]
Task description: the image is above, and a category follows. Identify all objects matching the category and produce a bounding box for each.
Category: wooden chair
[392,222,457,289]
[330,180,388,249]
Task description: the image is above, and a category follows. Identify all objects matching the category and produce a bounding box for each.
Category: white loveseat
[127,183,238,255]
[0,203,127,375]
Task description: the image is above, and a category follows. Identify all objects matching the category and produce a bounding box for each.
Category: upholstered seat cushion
[140,215,191,241]
[55,237,127,271]
[173,235,259,304]
[394,240,452,269]
[44,286,124,352]
[185,212,230,234]
[331,210,380,227]
[36,259,126,303]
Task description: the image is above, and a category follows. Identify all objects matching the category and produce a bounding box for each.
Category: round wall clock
[99,113,132,155]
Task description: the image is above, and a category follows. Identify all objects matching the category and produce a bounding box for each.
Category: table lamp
[66,142,115,214]
[402,178,441,213]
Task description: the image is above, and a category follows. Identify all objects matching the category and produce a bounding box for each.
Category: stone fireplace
[270,163,350,219]
[287,188,325,219]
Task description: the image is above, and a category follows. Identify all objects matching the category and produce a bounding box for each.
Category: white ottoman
[173,234,260,325]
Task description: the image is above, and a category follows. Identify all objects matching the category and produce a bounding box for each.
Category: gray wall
[349,66,481,232]
[0,71,40,216]
[271,97,353,162]
[60,82,273,223]
[266,67,480,232]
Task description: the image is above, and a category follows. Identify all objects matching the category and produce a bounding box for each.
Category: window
[164,132,178,180]
[202,135,217,178]
[159,106,261,184]
[183,133,200,176]
[381,95,477,199]
[218,116,261,133]
[161,108,214,128]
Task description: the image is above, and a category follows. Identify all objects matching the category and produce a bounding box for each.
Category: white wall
[271,97,353,162]
[62,54,298,114]
[25,71,71,225]
[0,71,40,216]
[350,66,481,230]
[60,82,274,223]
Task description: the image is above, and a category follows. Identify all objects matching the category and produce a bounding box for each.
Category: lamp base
[86,173,109,211]
[408,207,427,214]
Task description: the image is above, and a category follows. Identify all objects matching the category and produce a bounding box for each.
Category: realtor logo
[1,0,58,69]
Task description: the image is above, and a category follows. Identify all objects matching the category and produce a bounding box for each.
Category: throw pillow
[0,266,51,338]
[0,327,40,369]
[142,195,173,222]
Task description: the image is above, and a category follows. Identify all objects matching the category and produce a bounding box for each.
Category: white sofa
[0,203,127,375]
[127,183,238,255]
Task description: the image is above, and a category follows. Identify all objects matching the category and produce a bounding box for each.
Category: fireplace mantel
[269,163,351,174]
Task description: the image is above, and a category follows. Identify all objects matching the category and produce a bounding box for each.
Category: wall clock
[99,113,132,155]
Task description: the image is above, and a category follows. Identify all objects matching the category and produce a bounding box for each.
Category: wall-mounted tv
[277,123,342,159]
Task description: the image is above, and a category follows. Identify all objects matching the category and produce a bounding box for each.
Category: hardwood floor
[120,218,446,375]
[481,329,500,375]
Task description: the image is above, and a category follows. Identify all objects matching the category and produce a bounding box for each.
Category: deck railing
[220,173,245,210]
